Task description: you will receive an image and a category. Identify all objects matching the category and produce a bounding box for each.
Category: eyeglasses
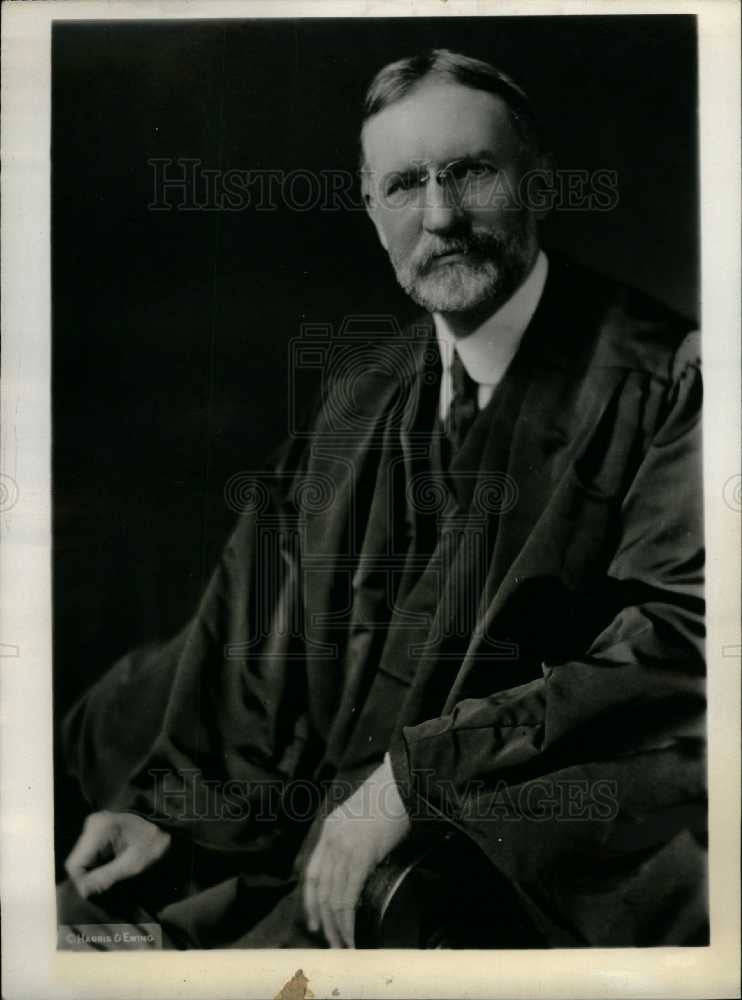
[374,156,502,210]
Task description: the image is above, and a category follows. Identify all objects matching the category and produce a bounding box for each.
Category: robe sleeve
[61,431,321,855]
[387,332,707,945]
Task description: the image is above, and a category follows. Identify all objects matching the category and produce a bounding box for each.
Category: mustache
[410,229,507,273]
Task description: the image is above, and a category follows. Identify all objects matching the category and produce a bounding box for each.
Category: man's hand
[303,753,411,947]
[65,811,171,899]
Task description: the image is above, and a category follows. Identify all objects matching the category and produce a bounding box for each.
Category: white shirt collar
[433,250,549,385]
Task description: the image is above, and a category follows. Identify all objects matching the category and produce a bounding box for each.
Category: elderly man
[58,49,705,949]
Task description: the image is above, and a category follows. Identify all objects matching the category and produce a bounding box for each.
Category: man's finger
[320,848,348,948]
[314,839,343,947]
[64,814,112,888]
[329,849,354,948]
[76,844,145,897]
[319,886,343,949]
[303,845,323,935]
[338,862,366,948]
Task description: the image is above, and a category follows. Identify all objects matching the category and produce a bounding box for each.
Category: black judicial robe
[62,256,706,947]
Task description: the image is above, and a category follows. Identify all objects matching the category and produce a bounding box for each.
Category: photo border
[1,1,739,997]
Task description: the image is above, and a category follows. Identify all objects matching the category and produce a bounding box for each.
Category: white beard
[389,221,536,314]
[400,257,506,312]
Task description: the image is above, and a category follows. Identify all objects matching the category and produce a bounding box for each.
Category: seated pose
[58,48,706,949]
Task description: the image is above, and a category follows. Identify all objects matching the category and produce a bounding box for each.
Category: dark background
[53,15,698,853]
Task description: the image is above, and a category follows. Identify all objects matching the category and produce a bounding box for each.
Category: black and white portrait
[50,14,707,952]
[2,4,740,996]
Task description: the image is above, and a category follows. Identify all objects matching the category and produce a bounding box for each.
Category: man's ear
[368,210,389,253]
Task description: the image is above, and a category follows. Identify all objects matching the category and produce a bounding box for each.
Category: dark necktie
[446,348,479,453]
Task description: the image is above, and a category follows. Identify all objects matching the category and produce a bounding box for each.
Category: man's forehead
[361,81,518,175]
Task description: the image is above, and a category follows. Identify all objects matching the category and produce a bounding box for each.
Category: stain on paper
[274,968,314,1000]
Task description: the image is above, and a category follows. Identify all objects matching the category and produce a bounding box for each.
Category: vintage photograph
[48,14,709,953]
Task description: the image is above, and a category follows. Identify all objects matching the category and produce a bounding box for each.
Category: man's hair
[360,48,540,167]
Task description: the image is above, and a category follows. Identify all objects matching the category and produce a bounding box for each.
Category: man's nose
[421,176,465,234]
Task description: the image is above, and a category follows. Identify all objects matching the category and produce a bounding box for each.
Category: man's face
[362,81,539,315]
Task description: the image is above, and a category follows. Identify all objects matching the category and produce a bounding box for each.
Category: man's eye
[450,161,498,181]
[387,174,420,195]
